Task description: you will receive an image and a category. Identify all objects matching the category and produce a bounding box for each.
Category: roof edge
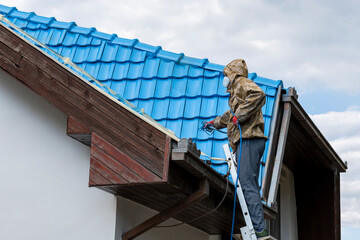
[285,88,347,172]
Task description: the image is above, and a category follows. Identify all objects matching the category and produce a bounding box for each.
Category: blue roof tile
[130,49,146,62]
[97,63,115,81]
[157,50,183,62]
[30,15,55,25]
[115,46,132,62]
[60,46,77,59]
[84,62,100,77]
[71,26,95,35]
[87,43,106,62]
[76,34,93,46]
[37,29,52,44]
[110,79,126,96]
[134,41,161,54]
[0,5,16,15]
[123,79,141,99]
[152,99,170,119]
[127,63,144,79]
[167,98,186,119]
[101,43,118,62]
[204,69,220,78]
[12,18,29,29]
[90,36,103,46]
[25,21,43,30]
[1,4,284,188]
[188,65,204,77]
[181,119,199,139]
[158,60,175,78]
[142,58,160,78]
[139,78,156,99]
[170,77,187,98]
[184,98,201,119]
[48,29,67,46]
[200,97,218,118]
[204,62,225,72]
[111,37,138,47]
[185,77,202,97]
[154,79,171,98]
[49,20,75,29]
[166,119,182,137]
[138,99,154,114]
[10,10,34,20]
[73,46,90,63]
[91,31,117,41]
[202,77,219,96]
[62,32,79,46]
[112,62,130,80]
[173,64,188,78]
[180,56,208,67]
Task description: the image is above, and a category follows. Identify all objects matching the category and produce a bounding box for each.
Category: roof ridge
[0,4,225,72]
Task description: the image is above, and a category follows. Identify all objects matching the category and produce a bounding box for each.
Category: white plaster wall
[0,70,117,240]
[280,165,299,240]
[115,197,221,240]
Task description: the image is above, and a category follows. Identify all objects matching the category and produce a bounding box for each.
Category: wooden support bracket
[122,179,210,240]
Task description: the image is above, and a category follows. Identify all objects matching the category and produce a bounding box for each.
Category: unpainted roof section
[0,4,283,185]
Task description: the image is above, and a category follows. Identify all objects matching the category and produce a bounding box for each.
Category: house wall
[0,70,117,240]
[115,197,221,240]
[280,165,298,240]
[0,69,220,240]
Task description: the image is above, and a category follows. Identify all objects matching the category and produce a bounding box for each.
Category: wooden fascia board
[171,139,278,220]
[0,23,169,179]
[289,96,347,172]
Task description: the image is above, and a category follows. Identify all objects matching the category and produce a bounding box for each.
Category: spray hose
[199,115,243,239]
[230,110,242,240]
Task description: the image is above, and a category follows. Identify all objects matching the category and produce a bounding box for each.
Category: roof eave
[284,88,347,173]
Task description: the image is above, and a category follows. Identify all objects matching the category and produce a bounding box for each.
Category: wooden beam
[89,133,162,185]
[66,116,92,146]
[122,179,210,240]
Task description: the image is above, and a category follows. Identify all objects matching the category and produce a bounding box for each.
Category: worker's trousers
[235,138,266,232]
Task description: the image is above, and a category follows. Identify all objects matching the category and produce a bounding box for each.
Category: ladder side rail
[223,144,257,240]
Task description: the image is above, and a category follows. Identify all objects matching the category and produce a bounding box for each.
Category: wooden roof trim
[284,88,347,172]
[0,18,179,141]
[0,22,169,179]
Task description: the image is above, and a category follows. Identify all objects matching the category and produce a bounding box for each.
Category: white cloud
[342,197,360,228]
[311,110,360,141]
[311,109,360,229]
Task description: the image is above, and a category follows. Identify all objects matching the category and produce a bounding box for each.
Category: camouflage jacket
[213,59,267,150]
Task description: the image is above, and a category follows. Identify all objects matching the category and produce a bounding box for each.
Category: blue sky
[2,0,360,238]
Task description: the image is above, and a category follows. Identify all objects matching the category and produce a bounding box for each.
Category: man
[207,59,269,238]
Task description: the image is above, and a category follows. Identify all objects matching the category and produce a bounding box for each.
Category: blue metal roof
[0,4,283,187]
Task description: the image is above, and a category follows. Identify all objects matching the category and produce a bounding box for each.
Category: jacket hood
[223,59,248,82]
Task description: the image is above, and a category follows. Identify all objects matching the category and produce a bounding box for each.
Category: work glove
[232,116,238,125]
[205,120,214,128]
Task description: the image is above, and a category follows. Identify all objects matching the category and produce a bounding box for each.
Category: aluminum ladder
[223,143,258,240]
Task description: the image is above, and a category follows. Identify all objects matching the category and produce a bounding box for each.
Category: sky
[2,0,359,238]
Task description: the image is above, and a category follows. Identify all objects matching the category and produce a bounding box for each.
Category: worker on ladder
[206,59,269,239]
